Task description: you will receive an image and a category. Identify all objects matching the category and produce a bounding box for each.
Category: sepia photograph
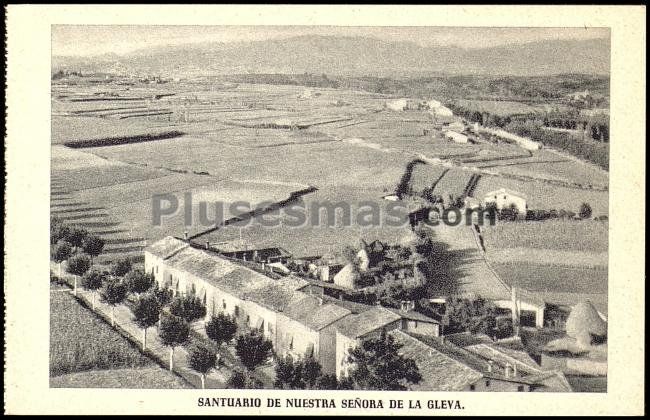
[48,24,610,393]
[4,4,645,416]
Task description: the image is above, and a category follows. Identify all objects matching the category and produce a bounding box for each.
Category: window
[222,299,226,309]
[156,266,158,273]
[289,336,294,350]
[469,385,476,391]
[517,385,525,392]
[414,321,418,328]
[235,306,239,317]
[246,315,250,325]
[485,380,491,387]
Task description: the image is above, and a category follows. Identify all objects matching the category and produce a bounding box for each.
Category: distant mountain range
[52,35,610,77]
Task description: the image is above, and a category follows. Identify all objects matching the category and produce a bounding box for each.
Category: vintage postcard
[4,4,645,416]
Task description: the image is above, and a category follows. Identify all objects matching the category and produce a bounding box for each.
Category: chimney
[205,241,210,250]
[183,231,189,241]
[316,297,323,306]
[375,300,382,306]
[513,363,518,378]
[504,363,512,379]
[487,360,493,373]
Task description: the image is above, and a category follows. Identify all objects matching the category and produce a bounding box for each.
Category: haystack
[566,300,607,346]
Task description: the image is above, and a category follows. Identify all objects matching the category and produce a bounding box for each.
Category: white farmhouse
[444,130,469,144]
[433,106,454,117]
[483,188,528,214]
[385,98,409,111]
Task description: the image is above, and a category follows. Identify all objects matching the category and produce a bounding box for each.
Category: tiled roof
[444,332,495,347]
[465,344,542,375]
[283,299,352,331]
[145,236,189,259]
[335,306,402,339]
[150,238,306,312]
[385,307,440,324]
[408,333,495,374]
[241,284,304,313]
[526,370,573,392]
[389,330,483,391]
[323,296,374,314]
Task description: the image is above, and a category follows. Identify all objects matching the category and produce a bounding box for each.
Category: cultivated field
[491,262,608,294]
[50,367,192,389]
[51,80,608,316]
[481,220,609,253]
[50,292,152,377]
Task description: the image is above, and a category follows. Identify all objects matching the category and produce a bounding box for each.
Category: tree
[152,284,174,329]
[124,269,155,295]
[50,221,70,245]
[314,374,341,390]
[81,269,107,310]
[82,235,105,262]
[100,278,128,327]
[205,313,238,348]
[132,293,161,350]
[235,331,273,371]
[188,343,218,389]
[226,369,264,389]
[579,202,593,220]
[499,204,520,222]
[66,253,91,296]
[274,355,300,389]
[51,240,73,277]
[275,355,325,390]
[169,294,207,323]
[110,257,132,277]
[66,226,89,250]
[346,330,421,390]
[159,314,190,371]
[435,296,497,335]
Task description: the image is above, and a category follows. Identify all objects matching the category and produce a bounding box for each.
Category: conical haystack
[566,301,607,346]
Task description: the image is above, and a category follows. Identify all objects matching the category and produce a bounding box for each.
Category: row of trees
[51,216,106,295]
[485,202,594,223]
[505,120,609,170]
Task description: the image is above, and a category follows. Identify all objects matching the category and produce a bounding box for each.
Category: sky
[52,25,610,57]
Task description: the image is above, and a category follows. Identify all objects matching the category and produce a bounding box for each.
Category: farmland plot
[473,174,609,216]
[204,185,415,257]
[491,262,608,295]
[476,148,609,188]
[50,292,152,376]
[481,220,609,253]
